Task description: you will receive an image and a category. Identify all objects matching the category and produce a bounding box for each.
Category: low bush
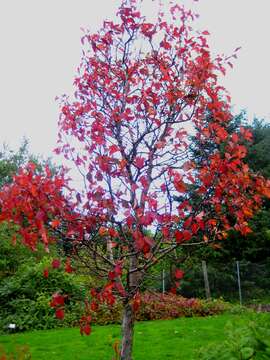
[0,256,231,333]
[136,292,229,320]
[90,292,230,325]
[0,258,86,333]
[197,313,270,359]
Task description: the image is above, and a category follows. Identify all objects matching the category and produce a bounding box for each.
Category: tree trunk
[202,260,211,300]
[120,302,135,360]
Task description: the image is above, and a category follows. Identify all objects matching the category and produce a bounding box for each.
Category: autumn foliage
[0,0,269,358]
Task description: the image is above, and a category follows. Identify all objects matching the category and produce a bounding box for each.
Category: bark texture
[120,302,135,360]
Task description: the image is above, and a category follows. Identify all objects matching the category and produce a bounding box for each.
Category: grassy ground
[0,314,268,359]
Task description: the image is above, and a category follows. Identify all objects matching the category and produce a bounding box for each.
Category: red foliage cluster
[54,0,270,251]
[79,315,92,336]
[0,163,99,252]
[0,163,69,251]
[50,293,66,320]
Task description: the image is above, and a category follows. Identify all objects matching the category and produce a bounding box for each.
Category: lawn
[0,314,268,359]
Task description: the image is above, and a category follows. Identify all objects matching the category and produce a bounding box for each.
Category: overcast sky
[0,0,270,159]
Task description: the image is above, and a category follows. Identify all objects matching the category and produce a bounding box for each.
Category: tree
[0,1,270,358]
[0,139,30,188]
[246,118,270,178]
[0,138,58,188]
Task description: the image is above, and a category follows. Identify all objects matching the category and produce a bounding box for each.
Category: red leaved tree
[0,1,269,358]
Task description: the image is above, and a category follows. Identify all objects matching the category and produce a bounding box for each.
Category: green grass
[0,314,268,359]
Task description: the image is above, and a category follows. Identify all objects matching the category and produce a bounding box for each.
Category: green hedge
[0,258,86,332]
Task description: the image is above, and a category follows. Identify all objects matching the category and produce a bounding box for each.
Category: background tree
[246,118,270,178]
[0,1,270,359]
[171,114,270,301]
[0,139,30,188]
[177,114,270,261]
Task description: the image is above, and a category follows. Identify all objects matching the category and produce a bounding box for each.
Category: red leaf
[191,223,200,234]
[139,176,149,189]
[114,263,122,276]
[51,219,60,228]
[208,219,217,227]
[175,269,184,279]
[43,268,49,278]
[83,324,91,335]
[174,180,186,193]
[231,133,239,143]
[183,230,192,241]
[91,302,99,311]
[31,185,38,197]
[175,230,184,243]
[50,293,65,307]
[141,23,155,38]
[170,287,177,294]
[160,40,171,50]
[161,183,167,193]
[52,259,61,269]
[114,281,126,296]
[55,308,65,320]
[135,157,145,169]
[108,271,116,280]
[132,293,141,312]
[90,289,97,298]
[162,227,170,238]
[65,258,73,273]
[109,144,119,155]
[108,228,118,238]
[119,159,127,170]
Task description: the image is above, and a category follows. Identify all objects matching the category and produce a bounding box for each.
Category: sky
[0,0,270,159]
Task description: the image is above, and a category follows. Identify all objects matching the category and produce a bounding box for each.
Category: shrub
[90,292,229,325]
[0,223,38,280]
[136,292,229,321]
[0,258,86,332]
[197,313,270,359]
[0,256,230,332]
